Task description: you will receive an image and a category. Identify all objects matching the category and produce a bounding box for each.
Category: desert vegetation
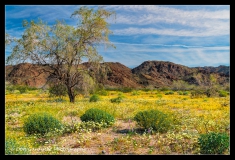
[5,84,230,155]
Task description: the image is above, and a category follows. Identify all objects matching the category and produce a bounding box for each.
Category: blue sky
[5,5,230,68]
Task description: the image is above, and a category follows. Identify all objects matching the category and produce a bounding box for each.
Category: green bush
[198,132,229,154]
[5,90,10,95]
[219,90,228,97]
[191,90,205,98]
[13,90,20,94]
[142,88,150,92]
[131,90,140,96]
[89,94,100,102]
[121,87,133,93]
[96,90,109,96]
[16,86,27,93]
[110,96,123,103]
[5,138,30,155]
[159,87,169,91]
[134,109,173,133]
[49,84,67,98]
[183,91,189,95]
[165,91,174,95]
[178,91,183,95]
[23,113,62,136]
[205,88,218,97]
[80,108,115,127]
[6,84,37,94]
[47,98,66,103]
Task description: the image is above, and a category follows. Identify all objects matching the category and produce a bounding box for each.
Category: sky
[5,5,230,68]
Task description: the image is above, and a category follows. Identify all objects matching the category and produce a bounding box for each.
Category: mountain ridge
[5,60,229,88]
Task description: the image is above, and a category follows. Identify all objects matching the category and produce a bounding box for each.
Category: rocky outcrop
[6,63,51,88]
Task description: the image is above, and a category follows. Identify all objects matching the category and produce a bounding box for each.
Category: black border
[3,2,232,159]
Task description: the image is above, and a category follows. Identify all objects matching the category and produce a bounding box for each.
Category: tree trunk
[67,87,75,103]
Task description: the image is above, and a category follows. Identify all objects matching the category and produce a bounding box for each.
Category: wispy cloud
[99,42,229,68]
[113,27,229,37]
[5,5,230,68]
[105,5,229,37]
[111,42,204,48]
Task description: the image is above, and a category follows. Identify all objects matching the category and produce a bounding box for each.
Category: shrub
[96,90,109,96]
[5,85,14,93]
[110,96,123,103]
[5,138,30,155]
[171,80,193,91]
[219,90,228,97]
[142,88,151,92]
[121,87,133,93]
[198,132,229,154]
[13,90,20,94]
[183,91,189,95]
[23,113,62,136]
[134,109,173,133]
[131,90,140,96]
[5,90,10,95]
[80,108,115,127]
[191,90,205,98]
[205,88,218,97]
[48,84,67,98]
[165,91,174,95]
[16,85,27,94]
[6,85,37,94]
[178,91,183,95]
[47,98,66,103]
[159,87,169,91]
[89,94,100,102]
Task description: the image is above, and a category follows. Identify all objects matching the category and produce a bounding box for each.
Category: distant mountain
[5,61,229,88]
[132,61,194,87]
[131,61,229,87]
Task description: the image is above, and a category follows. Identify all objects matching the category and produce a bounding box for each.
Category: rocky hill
[5,61,229,89]
[5,63,51,88]
[100,62,142,88]
[132,61,229,87]
[132,61,194,87]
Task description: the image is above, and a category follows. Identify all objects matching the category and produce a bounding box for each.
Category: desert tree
[6,6,115,102]
[5,33,12,46]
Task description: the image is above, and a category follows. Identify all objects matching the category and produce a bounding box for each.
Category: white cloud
[99,41,229,68]
[5,5,230,68]
[111,42,204,48]
[106,5,229,19]
[106,5,229,37]
[113,27,229,37]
